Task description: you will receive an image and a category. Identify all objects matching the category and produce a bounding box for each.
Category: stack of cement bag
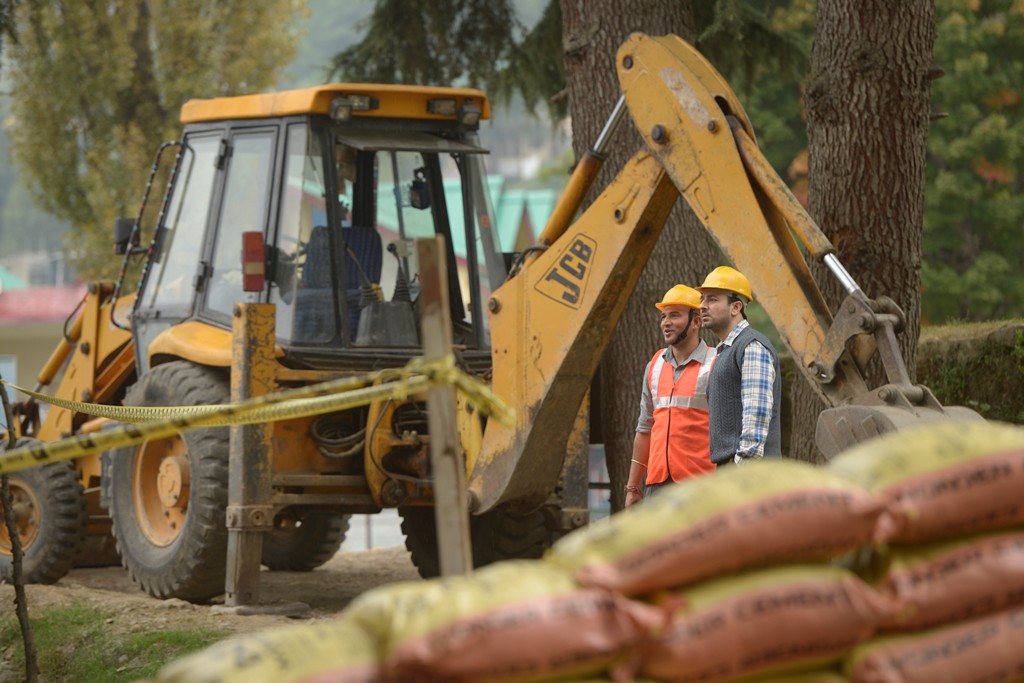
[156,555,664,683]
[546,457,895,683]
[828,421,1024,683]
[152,420,1024,683]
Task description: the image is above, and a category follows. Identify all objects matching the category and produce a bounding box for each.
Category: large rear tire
[107,361,230,602]
[261,508,350,571]
[399,504,558,579]
[0,452,87,585]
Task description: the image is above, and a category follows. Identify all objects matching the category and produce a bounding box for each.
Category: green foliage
[696,0,810,85]
[720,0,815,175]
[0,178,69,254]
[916,321,1024,424]
[0,0,16,56]
[330,0,812,129]
[328,0,523,90]
[0,97,69,257]
[493,0,565,118]
[283,0,376,88]
[0,603,225,682]
[5,0,309,280]
[534,145,576,184]
[922,0,1024,323]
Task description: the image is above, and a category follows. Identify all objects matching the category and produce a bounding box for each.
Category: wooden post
[417,237,473,575]
[224,302,275,606]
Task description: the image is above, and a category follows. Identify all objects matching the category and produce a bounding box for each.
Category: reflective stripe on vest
[646,346,717,483]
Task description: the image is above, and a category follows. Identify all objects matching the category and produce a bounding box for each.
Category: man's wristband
[630,458,647,469]
[624,484,643,495]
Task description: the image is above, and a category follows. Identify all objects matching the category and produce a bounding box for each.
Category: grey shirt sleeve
[636,358,655,433]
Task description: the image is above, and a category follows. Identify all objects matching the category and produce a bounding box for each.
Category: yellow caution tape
[0,355,512,475]
[4,380,231,422]
[0,357,467,424]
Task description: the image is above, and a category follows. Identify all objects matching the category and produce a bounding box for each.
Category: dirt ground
[0,546,421,639]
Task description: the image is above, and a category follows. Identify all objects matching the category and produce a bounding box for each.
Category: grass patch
[919,318,1024,343]
[0,603,227,682]
[917,320,1024,424]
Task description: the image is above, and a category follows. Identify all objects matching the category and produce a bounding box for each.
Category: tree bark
[793,0,936,461]
[560,0,719,511]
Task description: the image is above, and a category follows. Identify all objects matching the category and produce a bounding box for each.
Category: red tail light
[241,231,266,292]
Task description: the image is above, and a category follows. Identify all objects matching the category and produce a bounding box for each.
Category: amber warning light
[241,231,266,292]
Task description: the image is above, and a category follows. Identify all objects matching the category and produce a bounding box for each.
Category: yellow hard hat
[655,284,701,311]
[697,266,752,302]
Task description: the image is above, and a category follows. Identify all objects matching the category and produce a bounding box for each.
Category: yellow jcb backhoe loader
[2,83,589,599]
[2,33,981,601]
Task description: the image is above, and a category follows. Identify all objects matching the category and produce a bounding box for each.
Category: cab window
[205,130,276,318]
[272,124,338,344]
[143,134,220,313]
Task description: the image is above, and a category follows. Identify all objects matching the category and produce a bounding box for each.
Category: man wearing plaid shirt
[697,266,782,466]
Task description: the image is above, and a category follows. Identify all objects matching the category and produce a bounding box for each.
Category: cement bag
[828,420,1024,544]
[844,606,1024,683]
[345,560,663,683]
[547,459,889,596]
[156,616,383,683]
[877,528,1024,632]
[748,672,848,683]
[530,676,845,683]
[559,673,846,683]
[640,565,892,683]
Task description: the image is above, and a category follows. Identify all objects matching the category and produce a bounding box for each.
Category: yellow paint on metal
[147,321,279,368]
[363,390,430,507]
[180,83,491,124]
[468,152,678,512]
[456,392,484,476]
[33,283,134,442]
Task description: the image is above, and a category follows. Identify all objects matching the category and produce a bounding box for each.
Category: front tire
[108,361,230,602]
[262,508,350,571]
[0,453,87,585]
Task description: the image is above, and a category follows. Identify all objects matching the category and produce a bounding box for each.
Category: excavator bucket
[805,291,986,460]
[816,389,987,460]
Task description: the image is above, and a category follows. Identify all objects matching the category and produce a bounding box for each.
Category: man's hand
[627,432,651,508]
[624,484,644,508]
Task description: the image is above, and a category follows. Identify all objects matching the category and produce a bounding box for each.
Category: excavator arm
[466,33,981,513]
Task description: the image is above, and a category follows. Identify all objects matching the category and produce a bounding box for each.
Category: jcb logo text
[535,235,596,309]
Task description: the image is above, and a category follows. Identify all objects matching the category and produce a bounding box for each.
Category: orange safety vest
[646,345,717,484]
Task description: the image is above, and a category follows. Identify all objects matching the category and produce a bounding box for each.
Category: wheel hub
[134,436,191,546]
[157,455,191,509]
[0,484,41,550]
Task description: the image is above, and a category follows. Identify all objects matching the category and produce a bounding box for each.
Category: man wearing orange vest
[625,285,717,507]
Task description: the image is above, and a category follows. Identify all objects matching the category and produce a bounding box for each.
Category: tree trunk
[560,0,719,511]
[793,0,936,461]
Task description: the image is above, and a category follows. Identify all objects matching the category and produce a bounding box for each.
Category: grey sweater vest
[708,325,782,463]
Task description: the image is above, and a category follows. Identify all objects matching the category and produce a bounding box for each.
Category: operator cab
[125,85,505,372]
